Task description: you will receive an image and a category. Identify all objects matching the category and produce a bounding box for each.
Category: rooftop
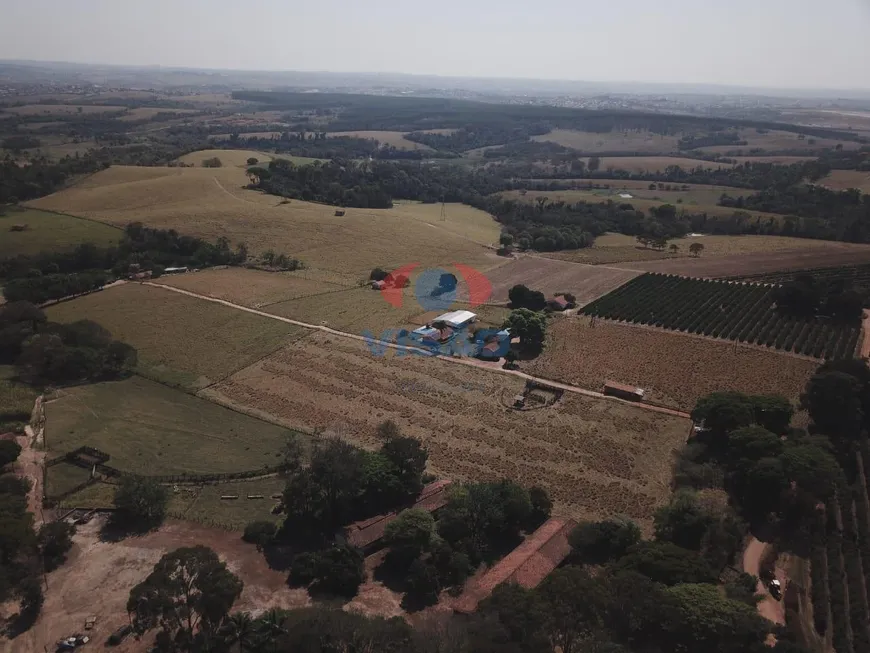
[453,518,576,614]
[433,310,477,327]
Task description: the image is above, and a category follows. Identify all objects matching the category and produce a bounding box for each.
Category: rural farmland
[204,331,690,530]
[581,273,861,359]
[525,318,819,412]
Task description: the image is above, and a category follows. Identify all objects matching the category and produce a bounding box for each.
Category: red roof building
[346,479,453,551]
[453,518,576,614]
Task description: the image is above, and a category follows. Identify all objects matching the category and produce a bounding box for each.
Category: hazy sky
[2,0,870,90]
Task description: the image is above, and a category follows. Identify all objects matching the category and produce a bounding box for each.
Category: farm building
[603,381,645,402]
[411,324,456,345]
[433,310,477,329]
[453,518,576,614]
[477,328,511,360]
[371,280,386,290]
[547,296,570,311]
[345,480,452,552]
[163,266,189,274]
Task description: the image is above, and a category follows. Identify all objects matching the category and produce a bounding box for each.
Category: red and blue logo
[381,263,492,311]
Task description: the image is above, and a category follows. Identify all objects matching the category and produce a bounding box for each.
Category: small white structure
[618,193,634,199]
[164,266,189,274]
[433,310,477,329]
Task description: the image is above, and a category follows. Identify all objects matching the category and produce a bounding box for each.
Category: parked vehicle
[769,578,783,600]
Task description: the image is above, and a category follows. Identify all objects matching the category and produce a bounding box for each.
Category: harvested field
[525,318,819,412]
[177,148,273,167]
[44,376,299,475]
[0,209,121,258]
[620,242,870,277]
[155,267,349,307]
[204,331,690,529]
[0,104,126,116]
[264,286,427,336]
[532,129,682,153]
[45,283,301,389]
[327,131,433,150]
[546,233,862,266]
[819,170,870,193]
[485,256,641,304]
[27,166,497,276]
[11,518,312,653]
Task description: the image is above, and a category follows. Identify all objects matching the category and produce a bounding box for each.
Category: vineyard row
[580,273,860,359]
[726,262,870,287]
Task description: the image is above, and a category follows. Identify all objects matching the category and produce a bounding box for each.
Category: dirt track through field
[143,282,690,419]
[743,537,786,627]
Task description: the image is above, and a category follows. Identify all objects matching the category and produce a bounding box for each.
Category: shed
[164,266,189,274]
[346,480,453,552]
[335,209,346,216]
[453,518,576,614]
[603,381,645,401]
[433,310,477,329]
[547,296,570,311]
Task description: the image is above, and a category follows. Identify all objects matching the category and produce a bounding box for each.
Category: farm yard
[203,331,690,530]
[485,255,641,304]
[44,376,299,476]
[524,318,819,412]
[45,283,303,389]
[0,208,121,258]
[26,165,499,276]
[581,273,861,359]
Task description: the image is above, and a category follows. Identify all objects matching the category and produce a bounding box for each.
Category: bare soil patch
[524,318,818,412]
[486,256,641,304]
[204,332,689,529]
[4,518,311,653]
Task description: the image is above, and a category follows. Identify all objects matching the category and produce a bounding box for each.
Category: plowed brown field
[525,318,819,411]
[202,332,690,530]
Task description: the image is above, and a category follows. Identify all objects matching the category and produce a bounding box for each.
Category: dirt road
[143,282,691,420]
[743,537,786,626]
[861,309,870,359]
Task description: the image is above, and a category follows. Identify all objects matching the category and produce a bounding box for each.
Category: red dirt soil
[743,537,786,627]
[3,518,403,653]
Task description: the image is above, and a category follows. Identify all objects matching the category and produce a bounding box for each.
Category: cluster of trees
[3,270,108,304]
[1,135,41,153]
[773,273,864,322]
[0,440,75,635]
[405,124,550,153]
[281,425,428,544]
[223,132,438,160]
[250,157,507,207]
[503,308,548,355]
[0,302,137,385]
[721,185,870,243]
[508,284,547,311]
[1,223,252,304]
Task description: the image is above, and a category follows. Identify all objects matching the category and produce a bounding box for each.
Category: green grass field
[46,283,303,389]
[45,462,92,498]
[45,376,300,475]
[0,209,121,258]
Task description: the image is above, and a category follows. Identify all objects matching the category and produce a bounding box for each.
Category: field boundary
[142,281,691,419]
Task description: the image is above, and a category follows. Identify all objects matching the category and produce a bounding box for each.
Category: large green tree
[127,546,243,651]
[569,518,641,565]
[503,309,547,354]
[113,476,169,532]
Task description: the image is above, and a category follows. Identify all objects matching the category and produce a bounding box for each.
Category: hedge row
[829,498,855,653]
[840,490,870,651]
[581,273,860,359]
[810,510,830,635]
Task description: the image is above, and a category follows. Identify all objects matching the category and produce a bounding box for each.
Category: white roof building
[433,310,477,328]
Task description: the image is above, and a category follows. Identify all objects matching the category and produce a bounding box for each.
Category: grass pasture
[116,107,200,122]
[155,268,349,307]
[699,128,858,153]
[27,165,498,276]
[205,331,690,529]
[820,170,870,193]
[546,233,865,266]
[526,318,819,412]
[46,283,302,389]
[177,149,274,167]
[326,131,433,151]
[45,376,297,475]
[178,478,286,529]
[589,156,734,174]
[0,209,121,258]
[532,129,682,153]
[729,156,818,165]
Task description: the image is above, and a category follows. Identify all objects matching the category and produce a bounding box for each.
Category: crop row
[581,274,860,359]
[726,263,870,286]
